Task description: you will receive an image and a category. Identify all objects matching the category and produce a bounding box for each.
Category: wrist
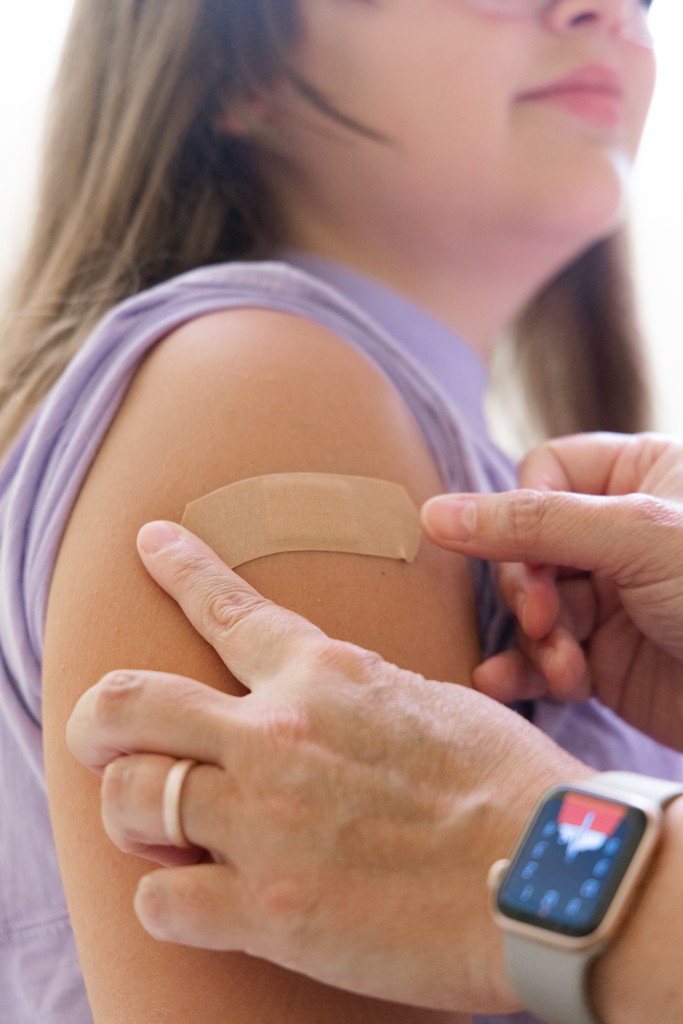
[484,754,595,1012]
[489,769,683,1024]
[592,794,683,1024]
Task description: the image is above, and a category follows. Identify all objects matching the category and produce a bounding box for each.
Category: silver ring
[162,758,197,848]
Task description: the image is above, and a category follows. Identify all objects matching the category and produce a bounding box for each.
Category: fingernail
[138,521,184,555]
[422,497,476,542]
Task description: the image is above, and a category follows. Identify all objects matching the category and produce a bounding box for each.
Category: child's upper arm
[42,308,477,1023]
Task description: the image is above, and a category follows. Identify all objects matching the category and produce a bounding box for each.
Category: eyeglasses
[466,0,654,48]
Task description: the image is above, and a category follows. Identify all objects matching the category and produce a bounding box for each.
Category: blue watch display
[496,787,648,938]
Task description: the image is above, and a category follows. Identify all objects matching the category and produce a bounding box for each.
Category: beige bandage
[181,473,421,568]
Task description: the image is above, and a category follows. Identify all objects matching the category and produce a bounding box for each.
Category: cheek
[633,53,657,143]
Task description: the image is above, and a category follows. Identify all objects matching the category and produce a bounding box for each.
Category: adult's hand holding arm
[421,432,683,750]
[66,517,683,1024]
[67,520,583,1016]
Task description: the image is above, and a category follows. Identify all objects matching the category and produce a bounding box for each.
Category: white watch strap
[503,933,598,1024]
[502,771,683,1024]
[593,771,683,808]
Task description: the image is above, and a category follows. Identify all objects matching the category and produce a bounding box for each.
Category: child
[0,1,672,1022]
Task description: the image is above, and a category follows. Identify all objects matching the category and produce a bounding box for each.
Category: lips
[518,66,626,126]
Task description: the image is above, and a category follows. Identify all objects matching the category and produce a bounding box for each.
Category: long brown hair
[510,230,650,442]
[0,0,649,457]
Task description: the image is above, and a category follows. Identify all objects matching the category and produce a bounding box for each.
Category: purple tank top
[0,258,680,1023]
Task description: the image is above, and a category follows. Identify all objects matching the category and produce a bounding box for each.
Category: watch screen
[497,788,648,937]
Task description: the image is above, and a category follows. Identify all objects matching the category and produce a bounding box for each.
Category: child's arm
[43,308,478,1023]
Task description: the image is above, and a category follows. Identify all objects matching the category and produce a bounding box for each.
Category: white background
[1,2,682,433]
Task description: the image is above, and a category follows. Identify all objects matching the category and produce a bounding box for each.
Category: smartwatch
[489,771,683,1024]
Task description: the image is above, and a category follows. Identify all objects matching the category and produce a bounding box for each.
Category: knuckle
[200,586,268,642]
[91,671,143,726]
[614,495,683,553]
[502,489,551,552]
[162,554,263,634]
[620,492,671,525]
[101,757,160,849]
[607,494,683,577]
[101,758,130,812]
[257,875,316,928]
[630,433,674,479]
[253,702,314,746]
[307,636,386,684]
[101,760,141,846]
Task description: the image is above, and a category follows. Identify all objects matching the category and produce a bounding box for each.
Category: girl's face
[266,0,656,271]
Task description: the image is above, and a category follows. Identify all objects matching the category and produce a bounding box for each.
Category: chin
[530,157,632,255]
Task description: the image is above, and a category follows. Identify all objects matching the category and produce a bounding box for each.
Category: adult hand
[421,432,683,750]
[67,521,584,1014]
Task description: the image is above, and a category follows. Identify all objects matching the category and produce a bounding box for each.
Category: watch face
[496,788,648,937]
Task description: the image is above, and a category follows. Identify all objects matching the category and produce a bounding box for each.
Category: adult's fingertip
[518,572,562,640]
[135,873,173,940]
[137,521,185,556]
[473,653,549,704]
[421,496,476,544]
[543,633,590,702]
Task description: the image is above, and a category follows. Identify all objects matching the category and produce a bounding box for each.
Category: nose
[543,0,653,48]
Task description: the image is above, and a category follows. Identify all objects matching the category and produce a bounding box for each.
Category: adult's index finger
[137,522,326,690]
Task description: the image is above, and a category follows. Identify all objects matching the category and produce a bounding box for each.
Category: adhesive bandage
[181,473,421,568]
